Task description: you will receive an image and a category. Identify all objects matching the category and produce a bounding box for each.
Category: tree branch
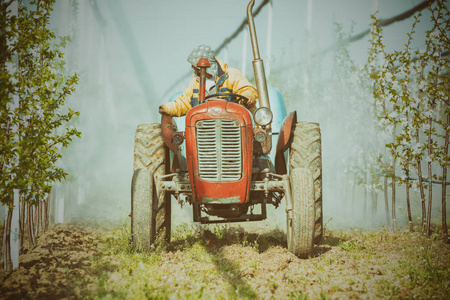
[162,0,270,97]
[316,0,437,57]
[1,0,15,9]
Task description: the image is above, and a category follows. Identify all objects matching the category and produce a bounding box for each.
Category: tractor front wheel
[287,168,316,258]
[131,123,171,251]
[289,121,323,244]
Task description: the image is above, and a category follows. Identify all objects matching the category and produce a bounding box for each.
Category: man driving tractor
[158,44,258,117]
[132,0,323,258]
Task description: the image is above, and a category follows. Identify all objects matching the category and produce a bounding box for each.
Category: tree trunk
[426,100,435,238]
[19,199,25,253]
[405,110,413,232]
[345,174,350,209]
[49,189,55,225]
[44,195,49,231]
[418,162,427,233]
[4,204,13,272]
[384,176,390,225]
[36,202,41,237]
[364,172,368,220]
[26,203,34,247]
[406,168,413,232]
[352,173,357,218]
[426,178,432,237]
[392,176,397,232]
[35,204,39,238]
[442,108,449,240]
[416,128,427,233]
[372,190,378,225]
[41,200,44,231]
[392,124,397,232]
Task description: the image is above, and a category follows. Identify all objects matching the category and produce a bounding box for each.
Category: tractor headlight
[172,133,184,145]
[254,130,266,142]
[254,107,273,126]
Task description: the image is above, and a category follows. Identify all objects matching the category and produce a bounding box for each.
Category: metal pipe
[197,58,210,103]
[198,67,207,103]
[247,0,260,60]
[247,0,271,110]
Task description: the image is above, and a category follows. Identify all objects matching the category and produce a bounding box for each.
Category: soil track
[0,223,449,299]
[0,224,102,299]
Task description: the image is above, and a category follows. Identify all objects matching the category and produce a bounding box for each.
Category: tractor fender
[274,111,297,174]
[161,114,179,154]
[161,114,182,172]
[165,92,188,172]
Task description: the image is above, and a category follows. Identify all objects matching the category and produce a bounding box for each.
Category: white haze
[45,0,444,230]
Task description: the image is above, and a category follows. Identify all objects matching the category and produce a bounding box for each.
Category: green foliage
[338,240,367,252]
[0,0,80,206]
[367,1,449,188]
[237,228,260,251]
[104,219,134,255]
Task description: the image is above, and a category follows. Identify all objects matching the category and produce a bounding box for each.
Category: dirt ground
[0,222,449,299]
[0,224,102,299]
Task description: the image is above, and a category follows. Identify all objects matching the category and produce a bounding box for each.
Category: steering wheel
[204,92,249,104]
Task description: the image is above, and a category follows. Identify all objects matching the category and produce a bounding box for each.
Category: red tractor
[131,0,322,258]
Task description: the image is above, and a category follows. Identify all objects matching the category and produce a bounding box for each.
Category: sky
[44,0,441,227]
[65,0,432,102]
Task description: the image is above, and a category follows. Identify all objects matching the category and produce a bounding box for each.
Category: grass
[91,221,263,299]
[1,220,448,299]
[79,220,449,299]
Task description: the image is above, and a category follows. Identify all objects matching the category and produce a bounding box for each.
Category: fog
[48,0,442,230]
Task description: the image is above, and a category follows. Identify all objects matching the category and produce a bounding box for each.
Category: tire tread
[289,122,323,245]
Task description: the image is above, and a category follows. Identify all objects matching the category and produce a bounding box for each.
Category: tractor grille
[196,119,242,181]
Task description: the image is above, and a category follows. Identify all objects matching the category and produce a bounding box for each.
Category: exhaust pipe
[247,0,271,111]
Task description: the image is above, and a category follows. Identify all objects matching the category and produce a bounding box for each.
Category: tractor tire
[287,168,315,258]
[289,121,323,244]
[131,123,171,251]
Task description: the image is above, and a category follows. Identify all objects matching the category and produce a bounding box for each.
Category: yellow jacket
[161,58,258,117]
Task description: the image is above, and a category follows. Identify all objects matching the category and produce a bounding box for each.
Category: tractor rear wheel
[289,121,323,245]
[131,123,171,251]
[287,168,315,258]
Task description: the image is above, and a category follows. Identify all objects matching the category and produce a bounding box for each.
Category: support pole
[265,0,272,77]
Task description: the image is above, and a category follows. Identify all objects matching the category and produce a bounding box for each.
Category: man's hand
[242,97,256,108]
[159,106,167,115]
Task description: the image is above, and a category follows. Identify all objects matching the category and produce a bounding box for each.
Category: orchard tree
[330,23,385,225]
[0,0,80,271]
[368,0,449,237]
